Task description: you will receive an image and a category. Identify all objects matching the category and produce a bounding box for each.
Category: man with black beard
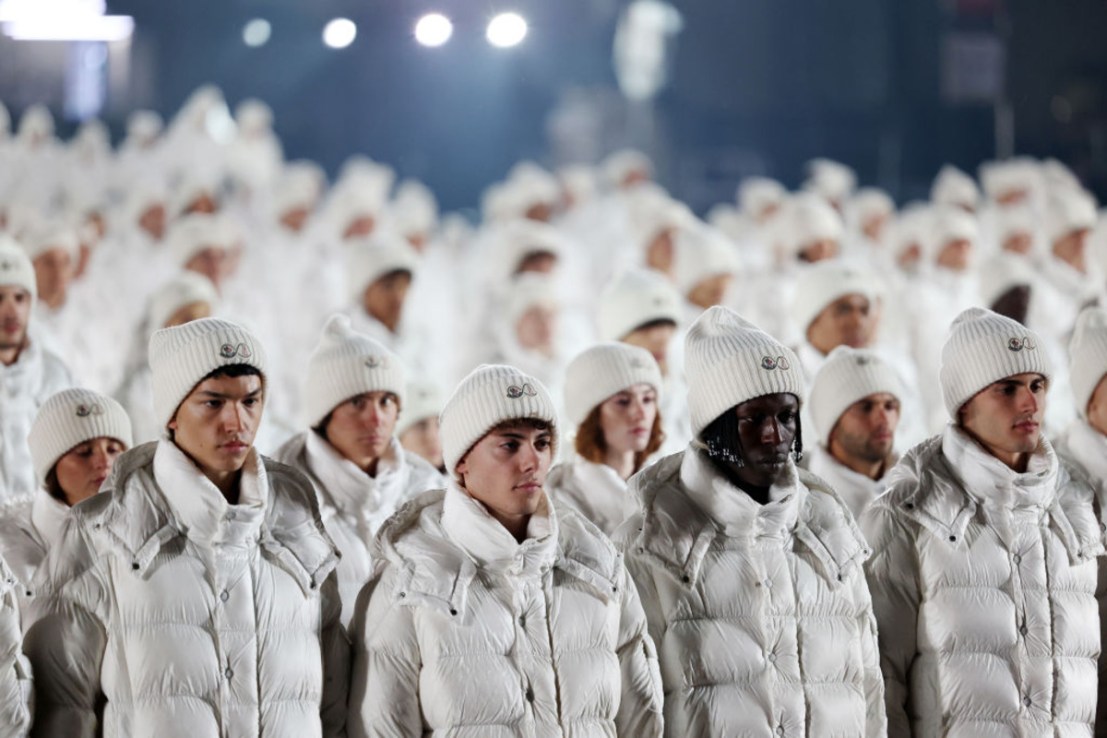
[0,237,72,501]
[807,345,904,518]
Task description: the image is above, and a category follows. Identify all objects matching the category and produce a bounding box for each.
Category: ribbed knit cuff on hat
[564,343,662,427]
[1069,306,1107,419]
[28,388,133,484]
[809,347,904,447]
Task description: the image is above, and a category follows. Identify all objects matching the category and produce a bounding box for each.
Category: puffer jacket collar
[92,441,340,594]
[626,448,870,589]
[30,485,69,550]
[1061,419,1107,482]
[374,486,622,621]
[887,428,1103,564]
[941,424,1057,510]
[441,481,557,574]
[304,430,406,518]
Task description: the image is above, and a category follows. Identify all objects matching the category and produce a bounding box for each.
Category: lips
[1013,421,1039,434]
[514,481,542,493]
[221,441,249,453]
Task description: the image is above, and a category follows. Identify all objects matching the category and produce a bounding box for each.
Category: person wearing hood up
[1034,188,1103,344]
[807,346,904,518]
[488,272,570,407]
[168,212,237,294]
[930,164,981,214]
[24,317,348,737]
[0,388,132,616]
[547,343,664,535]
[0,238,73,501]
[614,306,884,737]
[170,172,222,218]
[347,363,664,737]
[396,379,446,474]
[861,307,1104,737]
[845,187,895,262]
[116,270,219,443]
[802,158,856,213]
[22,225,80,368]
[275,315,443,626]
[267,161,326,236]
[598,268,690,455]
[671,223,741,321]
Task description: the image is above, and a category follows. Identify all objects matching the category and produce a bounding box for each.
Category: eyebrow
[494,431,551,440]
[196,389,264,401]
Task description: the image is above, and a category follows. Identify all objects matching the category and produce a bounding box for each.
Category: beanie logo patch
[629,357,647,369]
[365,356,387,369]
[761,355,791,371]
[219,342,253,360]
[506,383,539,399]
[1007,337,1036,352]
[75,403,104,418]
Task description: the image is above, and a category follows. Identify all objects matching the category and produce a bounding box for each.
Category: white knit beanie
[809,346,904,448]
[148,317,268,430]
[598,268,682,341]
[792,261,882,333]
[684,306,804,438]
[1044,189,1098,244]
[395,379,445,437]
[777,193,844,257]
[672,224,740,297]
[168,213,226,267]
[346,232,419,304]
[1069,306,1107,419]
[505,272,560,326]
[0,236,36,298]
[564,343,662,427]
[440,364,559,477]
[147,271,219,331]
[304,314,405,427]
[939,307,1050,418]
[28,388,133,484]
[930,165,980,211]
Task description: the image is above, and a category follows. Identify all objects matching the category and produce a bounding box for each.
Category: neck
[828,441,891,481]
[962,426,1031,472]
[361,456,381,478]
[709,456,773,505]
[40,291,65,310]
[491,510,529,543]
[207,468,242,505]
[603,448,637,481]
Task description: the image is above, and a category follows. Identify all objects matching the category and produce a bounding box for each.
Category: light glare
[323,17,356,49]
[486,12,527,48]
[242,18,270,47]
[3,15,132,41]
[414,13,452,47]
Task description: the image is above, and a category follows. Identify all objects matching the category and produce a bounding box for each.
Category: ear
[167,415,178,432]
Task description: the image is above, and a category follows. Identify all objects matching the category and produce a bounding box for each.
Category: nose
[760,418,784,445]
[628,398,647,423]
[517,442,540,473]
[90,447,113,472]
[222,403,247,433]
[1016,386,1040,414]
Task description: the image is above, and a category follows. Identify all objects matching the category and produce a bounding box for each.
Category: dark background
[1,0,1106,213]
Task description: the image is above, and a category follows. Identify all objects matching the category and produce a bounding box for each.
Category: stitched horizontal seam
[116,622,311,633]
[125,694,320,704]
[685,679,863,690]
[668,614,854,625]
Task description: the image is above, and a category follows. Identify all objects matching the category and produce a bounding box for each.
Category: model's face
[515,252,557,275]
[863,213,888,242]
[936,238,972,271]
[184,194,218,216]
[184,247,230,290]
[687,274,733,310]
[279,207,310,233]
[525,202,554,223]
[324,391,400,470]
[960,372,1047,469]
[54,436,127,507]
[598,383,658,456]
[343,215,376,240]
[829,392,900,466]
[806,294,876,354]
[622,322,675,375]
[139,203,167,240]
[515,305,557,352]
[0,286,31,355]
[727,393,800,489]
[456,424,554,526]
[1003,231,1033,255]
[362,271,412,334]
[646,229,674,274]
[33,248,73,304]
[798,239,839,263]
[1085,374,1107,437]
[399,416,443,470]
[168,374,264,478]
[164,300,212,329]
[1053,228,1090,273]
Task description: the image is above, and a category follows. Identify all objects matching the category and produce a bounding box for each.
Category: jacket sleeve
[320,570,350,738]
[347,567,422,738]
[0,563,31,738]
[613,560,664,737]
[860,499,920,738]
[22,517,108,738]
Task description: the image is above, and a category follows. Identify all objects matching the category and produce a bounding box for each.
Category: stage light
[242,18,270,47]
[323,17,356,49]
[415,13,452,47]
[486,12,526,48]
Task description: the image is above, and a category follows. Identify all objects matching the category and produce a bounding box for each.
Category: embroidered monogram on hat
[761,355,791,371]
[1007,336,1036,352]
[74,403,104,418]
[506,383,539,399]
[365,356,387,369]
[219,342,253,359]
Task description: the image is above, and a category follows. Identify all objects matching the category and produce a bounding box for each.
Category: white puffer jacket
[347,484,664,737]
[23,440,349,738]
[615,448,885,737]
[862,426,1105,737]
[0,553,32,738]
[275,431,444,626]
[547,455,636,536]
[0,337,72,500]
[0,487,69,616]
[807,446,893,520]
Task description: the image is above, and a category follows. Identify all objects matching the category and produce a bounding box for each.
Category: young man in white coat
[275,314,443,626]
[615,306,885,737]
[862,307,1103,736]
[23,317,348,737]
[348,363,664,737]
[0,237,72,501]
[807,345,904,518]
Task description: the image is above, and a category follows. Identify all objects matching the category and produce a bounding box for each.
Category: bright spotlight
[322,17,356,49]
[486,12,527,48]
[242,18,270,47]
[414,13,452,47]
